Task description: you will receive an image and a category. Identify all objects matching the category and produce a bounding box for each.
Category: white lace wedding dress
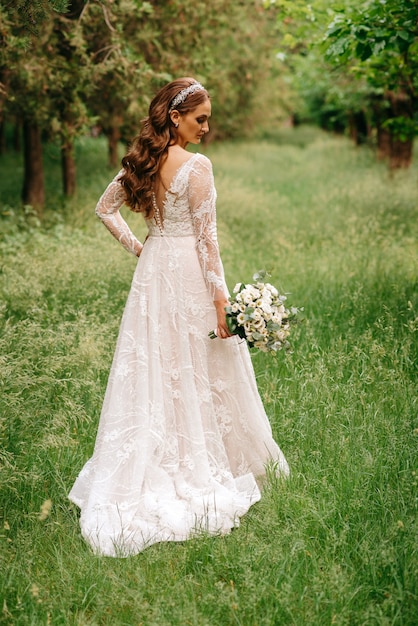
[69,152,289,557]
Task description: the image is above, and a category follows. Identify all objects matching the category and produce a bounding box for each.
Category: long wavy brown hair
[119,77,209,217]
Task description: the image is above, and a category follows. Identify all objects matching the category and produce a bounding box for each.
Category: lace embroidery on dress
[145,154,229,301]
[95,176,142,256]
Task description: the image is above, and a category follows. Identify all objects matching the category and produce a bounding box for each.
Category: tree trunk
[107,125,121,168]
[0,120,5,154]
[13,121,21,152]
[348,110,369,145]
[0,68,8,154]
[372,97,390,160]
[388,91,414,169]
[376,125,391,160]
[372,92,414,167]
[22,120,44,215]
[389,136,414,170]
[61,141,77,196]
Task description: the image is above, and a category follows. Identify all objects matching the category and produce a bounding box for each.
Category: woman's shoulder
[189,152,212,173]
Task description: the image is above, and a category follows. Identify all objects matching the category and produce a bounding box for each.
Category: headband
[169,82,205,112]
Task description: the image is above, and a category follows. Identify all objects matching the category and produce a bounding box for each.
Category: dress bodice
[95,152,228,301]
[146,154,200,238]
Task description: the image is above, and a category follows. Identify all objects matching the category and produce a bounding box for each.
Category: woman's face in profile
[175,99,211,146]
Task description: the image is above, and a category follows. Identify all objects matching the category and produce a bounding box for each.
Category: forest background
[1,0,417,216]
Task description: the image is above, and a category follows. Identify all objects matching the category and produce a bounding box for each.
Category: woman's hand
[136,236,148,257]
[214,299,231,339]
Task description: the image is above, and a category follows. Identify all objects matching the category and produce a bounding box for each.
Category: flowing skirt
[69,235,289,556]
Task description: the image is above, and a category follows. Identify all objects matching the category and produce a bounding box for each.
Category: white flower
[261,301,272,315]
[251,309,262,322]
[237,312,246,325]
[242,290,254,305]
[265,283,278,297]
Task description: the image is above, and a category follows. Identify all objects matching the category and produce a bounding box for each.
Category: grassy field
[0,127,417,625]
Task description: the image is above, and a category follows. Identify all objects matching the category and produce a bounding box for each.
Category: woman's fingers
[217,325,231,339]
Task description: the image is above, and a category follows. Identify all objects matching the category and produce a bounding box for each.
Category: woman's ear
[170,110,180,127]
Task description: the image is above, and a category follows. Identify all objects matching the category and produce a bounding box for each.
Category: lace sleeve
[188,155,229,302]
[95,171,143,257]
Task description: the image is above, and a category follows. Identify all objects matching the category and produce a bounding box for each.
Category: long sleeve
[188,155,229,302]
[95,171,143,257]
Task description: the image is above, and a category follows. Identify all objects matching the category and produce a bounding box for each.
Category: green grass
[1,127,417,625]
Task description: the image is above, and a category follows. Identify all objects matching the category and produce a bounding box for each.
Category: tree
[79,0,158,167]
[1,0,289,216]
[321,0,418,167]
[48,0,92,196]
[271,0,417,167]
[0,0,70,213]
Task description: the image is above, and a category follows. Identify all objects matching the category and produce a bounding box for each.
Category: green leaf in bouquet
[238,328,247,340]
[253,269,270,281]
[226,317,237,334]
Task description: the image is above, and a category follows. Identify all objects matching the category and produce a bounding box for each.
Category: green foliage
[1,130,417,624]
[1,0,291,205]
[11,0,69,32]
[273,0,417,166]
[1,0,284,145]
[323,0,418,64]
[321,0,418,141]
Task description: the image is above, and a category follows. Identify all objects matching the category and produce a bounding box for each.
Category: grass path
[1,128,417,625]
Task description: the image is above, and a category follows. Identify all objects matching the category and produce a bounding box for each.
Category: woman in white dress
[69,77,289,557]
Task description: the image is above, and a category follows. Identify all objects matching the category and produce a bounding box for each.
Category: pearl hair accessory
[169,82,205,112]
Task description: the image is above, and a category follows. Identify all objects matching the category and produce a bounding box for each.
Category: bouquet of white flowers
[209,271,300,353]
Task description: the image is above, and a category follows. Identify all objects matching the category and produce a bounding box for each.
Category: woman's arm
[188,155,231,338]
[95,172,143,257]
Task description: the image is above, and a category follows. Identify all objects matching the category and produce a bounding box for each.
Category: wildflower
[38,499,52,521]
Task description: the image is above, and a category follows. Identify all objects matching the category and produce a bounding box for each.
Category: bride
[69,77,289,557]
